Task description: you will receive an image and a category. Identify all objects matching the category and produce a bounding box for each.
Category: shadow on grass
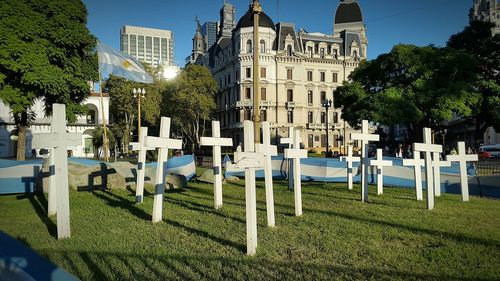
[164,197,246,224]
[303,207,500,248]
[38,249,492,281]
[91,190,151,221]
[16,192,57,239]
[165,219,246,253]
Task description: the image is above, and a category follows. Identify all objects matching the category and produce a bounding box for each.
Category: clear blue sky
[83,0,472,65]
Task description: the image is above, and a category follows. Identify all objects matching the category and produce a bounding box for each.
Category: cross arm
[129,142,155,151]
[370,159,393,167]
[255,144,277,156]
[351,133,379,142]
[32,132,81,149]
[234,151,265,168]
[414,143,442,153]
[200,137,233,147]
[402,159,425,167]
[447,154,478,162]
[340,156,361,162]
[284,148,307,159]
[145,136,182,150]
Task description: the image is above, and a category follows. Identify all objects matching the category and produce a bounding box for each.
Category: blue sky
[83,0,472,65]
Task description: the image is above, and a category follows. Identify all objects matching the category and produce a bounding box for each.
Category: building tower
[219,1,236,39]
[193,18,206,57]
[333,0,368,59]
[469,0,500,35]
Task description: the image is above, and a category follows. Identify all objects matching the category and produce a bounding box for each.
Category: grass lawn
[1,178,500,280]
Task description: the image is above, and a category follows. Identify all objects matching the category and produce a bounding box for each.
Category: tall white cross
[284,128,308,216]
[200,120,233,209]
[129,127,154,203]
[234,120,264,256]
[403,152,425,201]
[446,141,478,202]
[145,117,182,223]
[413,127,442,210]
[280,127,302,190]
[340,145,361,190]
[255,122,277,227]
[370,148,393,195]
[432,152,450,197]
[32,104,81,239]
[350,120,379,202]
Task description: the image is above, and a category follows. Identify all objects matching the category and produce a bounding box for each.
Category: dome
[335,0,363,24]
[236,5,275,31]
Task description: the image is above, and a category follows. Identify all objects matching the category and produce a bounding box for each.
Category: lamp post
[322,99,332,157]
[133,88,146,142]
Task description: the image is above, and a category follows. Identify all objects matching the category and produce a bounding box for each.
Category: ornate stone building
[189,0,369,152]
[470,0,500,35]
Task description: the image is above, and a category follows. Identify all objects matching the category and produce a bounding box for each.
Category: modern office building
[202,21,219,50]
[120,25,174,67]
[189,0,370,152]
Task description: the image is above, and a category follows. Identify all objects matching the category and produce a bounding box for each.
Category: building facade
[120,25,175,69]
[0,84,110,158]
[190,0,369,152]
[470,0,500,35]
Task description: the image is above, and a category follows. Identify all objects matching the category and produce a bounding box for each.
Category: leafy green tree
[447,21,500,142]
[105,64,162,153]
[91,125,114,159]
[0,0,98,160]
[334,44,476,141]
[162,65,217,153]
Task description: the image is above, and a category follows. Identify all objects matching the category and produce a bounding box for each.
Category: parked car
[478,144,500,159]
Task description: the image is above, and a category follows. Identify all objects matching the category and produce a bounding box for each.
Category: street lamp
[322,99,332,157]
[133,88,146,142]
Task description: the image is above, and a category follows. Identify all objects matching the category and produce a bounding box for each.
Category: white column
[351,120,379,202]
[432,152,450,197]
[255,122,277,227]
[370,149,393,195]
[403,152,425,201]
[129,127,154,203]
[340,146,360,191]
[200,121,233,209]
[446,142,478,202]
[145,117,182,223]
[32,104,82,239]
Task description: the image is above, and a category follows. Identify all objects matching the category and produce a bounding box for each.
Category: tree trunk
[16,111,28,161]
[16,126,26,160]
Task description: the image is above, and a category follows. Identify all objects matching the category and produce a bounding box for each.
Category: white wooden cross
[370,149,393,195]
[432,152,450,197]
[129,127,154,204]
[233,120,263,256]
[255,122,277,227]
[200,120,233,209]
[403,152,425,201]
[284,128,308,216]
[280,127,301,190]
[32,104,81,239]
[350,120,379,202]
[340,145,360,190]
[144,117,182,223]
[446,141,478,202]
[413,127,442,210]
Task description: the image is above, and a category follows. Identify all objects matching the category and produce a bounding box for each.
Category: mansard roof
[235,5,275,31]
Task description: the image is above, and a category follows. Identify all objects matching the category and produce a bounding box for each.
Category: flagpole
[97,40,109,162]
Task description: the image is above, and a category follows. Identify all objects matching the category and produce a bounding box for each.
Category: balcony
[260,100,274,107]
[307,123,323,130]
[286,101,297,109]
[236,100,252,108]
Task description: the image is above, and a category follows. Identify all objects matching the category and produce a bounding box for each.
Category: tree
[91,125,114,159]
[162,65,217,153]
[334,44,477,142]
[0,0,97,160]
[447,21,500,142]
[105,64,162,154]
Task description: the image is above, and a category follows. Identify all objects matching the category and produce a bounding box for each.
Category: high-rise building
[120,25,174,67]
[202,22,219,49]
[189,0,369,151]
[469,0,500,35]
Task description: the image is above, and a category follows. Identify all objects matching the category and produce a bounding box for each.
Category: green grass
[1,179,500,280]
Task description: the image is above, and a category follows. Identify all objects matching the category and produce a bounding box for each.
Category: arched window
[246,40,252,53]
[260,40,266,53]
[287,45,293,56]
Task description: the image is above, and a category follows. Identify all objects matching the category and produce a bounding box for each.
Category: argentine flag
[97,42,154,84]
